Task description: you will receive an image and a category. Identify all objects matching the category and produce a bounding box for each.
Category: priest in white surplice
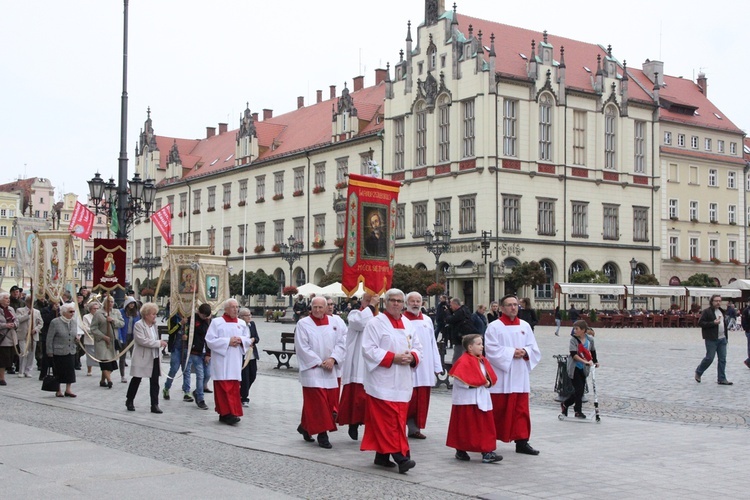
[338,292,378,440]
[361,288,422,474]
[295,296,347,449]
[484,294,542,456]
[205,299,251,425]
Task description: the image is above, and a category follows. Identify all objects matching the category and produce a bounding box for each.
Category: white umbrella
[319,282,348,298]
[296,283,324,298]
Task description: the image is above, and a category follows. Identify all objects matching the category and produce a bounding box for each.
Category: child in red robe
[446,334,502,463]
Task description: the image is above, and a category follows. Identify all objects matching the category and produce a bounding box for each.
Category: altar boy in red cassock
[295,296,347,449]
[484,294,542,456]
[361,288,422,474]
[446,334,502,463]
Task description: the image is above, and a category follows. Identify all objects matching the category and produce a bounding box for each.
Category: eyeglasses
[388,299,404,304]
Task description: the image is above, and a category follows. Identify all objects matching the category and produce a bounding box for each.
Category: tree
[391,264,435,296]
[505,261,548,294]
[229,272,245,296]
[248,270,280,296]
[635,273,659,285]
[318,272,342,287]
[569,269,610,284]
[683,273,715,287]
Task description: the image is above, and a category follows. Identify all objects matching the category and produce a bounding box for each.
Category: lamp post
[423,220,452,285]
[135,249,161,302]
[279,234,303,310]
[77,257,94,290]
[630,257,638,310]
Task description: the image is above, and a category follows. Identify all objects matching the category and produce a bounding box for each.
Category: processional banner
[162,246,229,319]
[92,238,127,293]
[32,230,74,302]
[341,173,401,297]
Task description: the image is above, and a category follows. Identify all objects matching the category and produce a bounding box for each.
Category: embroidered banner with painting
[163,246,229,318]
[32,230,74,302]
[92,239,127,292]
[342,173,401,297]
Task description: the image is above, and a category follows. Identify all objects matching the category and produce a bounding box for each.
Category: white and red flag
[68,201,95,240]
[151,204,173,245]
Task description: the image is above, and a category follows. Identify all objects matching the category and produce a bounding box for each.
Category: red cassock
[360,396,409,456]
[214,380,243,417]
[338,382,367,425]
[446,353,498,453]
[407,386,431,429]
[301,387,339,435]
[491,392,531,442]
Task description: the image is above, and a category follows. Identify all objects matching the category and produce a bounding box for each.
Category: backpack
[741,306,750,332]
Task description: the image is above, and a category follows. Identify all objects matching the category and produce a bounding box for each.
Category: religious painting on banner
[92,239,127,293]
[15,217,52,279]
[163,246,228,318]
[32,230,74,302]
[342,173,401,297]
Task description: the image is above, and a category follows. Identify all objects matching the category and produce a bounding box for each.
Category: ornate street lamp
[88,172,156,233]
[279,235,304,310]
[630,257,638,310]
[423,220,451,284]
[77,257,94,289]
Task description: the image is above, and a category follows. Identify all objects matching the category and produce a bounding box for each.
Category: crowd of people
[5,282,749,476]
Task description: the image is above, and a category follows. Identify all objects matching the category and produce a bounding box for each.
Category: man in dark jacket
[445,298,478,363]
[695,294,732,385]
[435,295,450,344]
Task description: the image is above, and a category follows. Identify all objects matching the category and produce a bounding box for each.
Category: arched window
[295,268,306,287]
[605,106,617,169]
[275,270,285,298]
[568,260,586,280]
[539,94,553,161]
[602,262,618,284]
[534,260,554,299]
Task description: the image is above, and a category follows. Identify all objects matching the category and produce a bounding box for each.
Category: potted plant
[671,256,682,262]
[192,209,201,215]
[312,240,325,249]
[690,256,702,263]
[426,282,446,296]
[313,185,326,194]
[293,189,304,197]
[710,257,721,264]
[178,211,185,218]
[256,197,265,203]
[730,258,741,265]
[272,193,284,201]
[333,237,345,248]
[237,246,245,254]
[222,249,231,256]
[254,245,265,254]
[282,285,298,296]
[238,200,246,207]
[335,181,348,190]
[207,206,216,212]
[272,243,281,253]
[133,258,141,264]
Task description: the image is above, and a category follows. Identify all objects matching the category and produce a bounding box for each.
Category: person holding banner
[16,296,43,378]
[90,296,125,389]
[46,303,79,397]
[360,288,422,474]
[204,299,250,425]
[183,303,213,410]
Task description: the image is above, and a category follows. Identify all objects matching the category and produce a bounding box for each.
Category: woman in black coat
[46,303,78,397]
[518,298,538,331]
[239,307,260,407]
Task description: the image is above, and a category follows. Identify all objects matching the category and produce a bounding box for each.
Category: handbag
[41,369,58,392]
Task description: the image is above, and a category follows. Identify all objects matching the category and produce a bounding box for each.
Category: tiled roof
[155,82,386,186]
[456,14,742,134]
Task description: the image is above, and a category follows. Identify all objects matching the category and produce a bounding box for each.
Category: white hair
[384,288,405,302]
[405,291,423,302]
[60,303,77,314]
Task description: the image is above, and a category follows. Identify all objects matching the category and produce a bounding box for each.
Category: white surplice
[294,315,347,389]
[484,316,541,394]
[205,317,250,381]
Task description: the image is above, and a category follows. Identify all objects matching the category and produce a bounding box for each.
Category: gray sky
[2,0,747,204]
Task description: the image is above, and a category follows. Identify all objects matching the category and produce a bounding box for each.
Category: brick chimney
[330,85,336,99]
[353,75,364,91]
[206,126,216,138]
[218,123,228,134]
[697,72,708,97]
[252,112,259,122]
[263,109,273,120]
[297,96,304,109]
[316,90,323,103]
[375,68,387,85]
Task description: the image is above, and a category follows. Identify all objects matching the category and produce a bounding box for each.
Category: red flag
[341,173,401,297]
[68,201,94,240]
[151,204,173,245]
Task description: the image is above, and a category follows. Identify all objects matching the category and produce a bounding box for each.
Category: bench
[434,340,453,389]
[264,331,296,369]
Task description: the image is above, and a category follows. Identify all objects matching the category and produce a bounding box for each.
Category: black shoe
[107,381,113,389]
[126,400,135,411]
[150,405,163,414]
[574,412,587,419]
[694,372,701,383]
[197,400,209,410]
[718,380,734,385]
[317,432,332,449]
[297,424,314,442]
[398,459,416,474]
[560,403,568,417]
[515,441,540,456]
[482,452,503,463]
[203,387,213,393]
[219,414,240,425]
[374,453,397,468]
[100,381,108,387]
[454,450,471,461]
[348,424,359,440]
[7,369,15,375]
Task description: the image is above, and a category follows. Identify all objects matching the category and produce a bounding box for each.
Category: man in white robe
[205,299,251,425]
[484,294,542,455]
[295,296,347,448]
[403,292,442,439]
[338,292,378,440]
[361,288,423,474]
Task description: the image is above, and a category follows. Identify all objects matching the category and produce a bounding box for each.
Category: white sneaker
[17,373,23,378]
[121,377,128,383]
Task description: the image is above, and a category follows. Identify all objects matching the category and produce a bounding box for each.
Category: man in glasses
[484,294,542,457]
